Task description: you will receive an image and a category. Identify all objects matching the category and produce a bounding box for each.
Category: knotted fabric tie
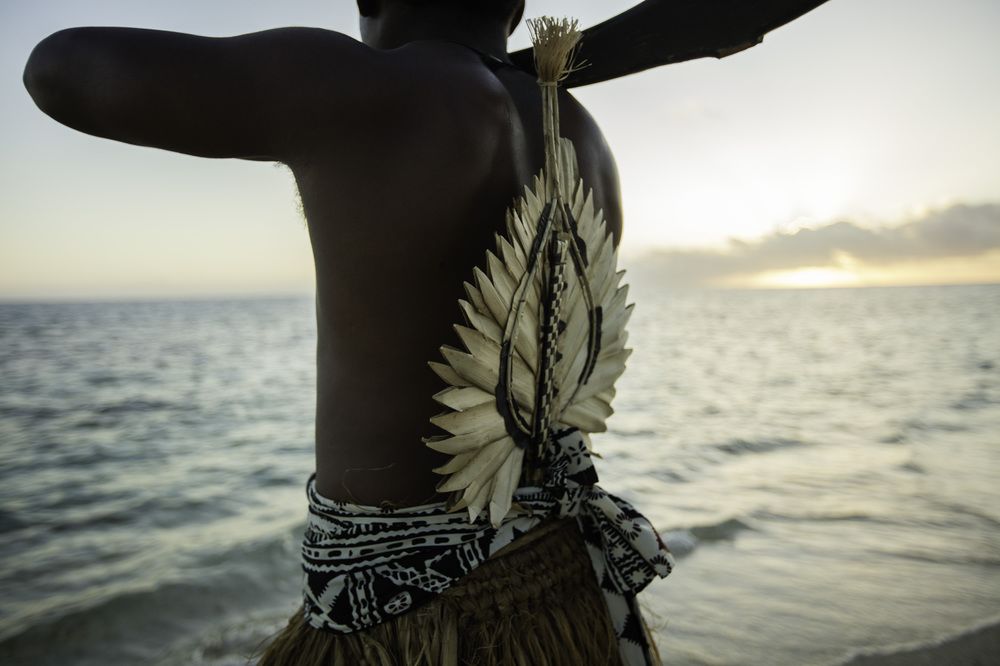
[301,427,674,665]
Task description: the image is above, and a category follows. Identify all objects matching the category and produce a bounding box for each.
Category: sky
[1,0,999,298]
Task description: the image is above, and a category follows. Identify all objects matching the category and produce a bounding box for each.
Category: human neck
[363,10,511,63]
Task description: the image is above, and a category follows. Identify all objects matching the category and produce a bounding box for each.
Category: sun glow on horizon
[745,267,862,289]
[720,250,1000,290]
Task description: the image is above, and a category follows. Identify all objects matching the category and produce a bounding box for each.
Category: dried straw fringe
[527,17,586,209]
[526,17,586,85]
[254,520,648,666]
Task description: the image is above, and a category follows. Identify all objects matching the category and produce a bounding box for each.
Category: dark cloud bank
[632,203,1000,285]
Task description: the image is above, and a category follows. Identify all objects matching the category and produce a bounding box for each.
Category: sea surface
[1,281,998,665]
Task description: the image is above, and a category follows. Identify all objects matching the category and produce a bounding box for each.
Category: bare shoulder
[558,90,623,244]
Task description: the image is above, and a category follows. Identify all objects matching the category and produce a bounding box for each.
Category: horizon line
[1,280,998,305]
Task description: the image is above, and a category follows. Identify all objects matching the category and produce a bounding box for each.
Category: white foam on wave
[662,517,754,557]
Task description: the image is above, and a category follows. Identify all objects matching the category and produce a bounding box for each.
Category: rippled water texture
[1,283,998,665]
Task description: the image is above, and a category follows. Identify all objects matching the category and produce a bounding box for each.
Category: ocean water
[0,282,998,665]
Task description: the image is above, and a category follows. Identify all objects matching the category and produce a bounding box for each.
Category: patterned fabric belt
[301,427,674,665]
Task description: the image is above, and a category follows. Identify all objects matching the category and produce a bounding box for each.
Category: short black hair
[400,0,522,22]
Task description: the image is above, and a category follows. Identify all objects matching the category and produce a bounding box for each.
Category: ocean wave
[95,398,179,415]
[0,398,179,431]
[648,469,687,483]
[834,615,1000,665]
[0,529,302,664]
[0,509,29,535]
[607,427,658,438]
[902,417,969,433]
[751,509,894,525]
[688,517,753,541]
[0,404,64,420]
[950,390,998,411]
[662,517,753,558]
[248,466,302,488]
[927,500,1000,530]
[713,437,803,456]
[42,493,239,533]
[84,372,123,387]
[875,548,1000,568]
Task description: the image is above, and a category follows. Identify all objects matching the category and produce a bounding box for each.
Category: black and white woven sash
[301,427,674,665]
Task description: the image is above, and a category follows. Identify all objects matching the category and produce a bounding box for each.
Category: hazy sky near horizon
[1,0,999,297]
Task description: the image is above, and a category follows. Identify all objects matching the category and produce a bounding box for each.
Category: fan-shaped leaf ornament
[425,18,632,527]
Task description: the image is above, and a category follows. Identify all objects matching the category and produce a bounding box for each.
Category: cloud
[634,203,1000,285]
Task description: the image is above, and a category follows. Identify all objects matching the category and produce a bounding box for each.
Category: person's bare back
[23,2,621,507]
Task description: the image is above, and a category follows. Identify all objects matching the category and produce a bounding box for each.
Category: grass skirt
[255,518,654,665]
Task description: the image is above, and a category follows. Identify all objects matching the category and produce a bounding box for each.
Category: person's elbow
[24,29,86,121]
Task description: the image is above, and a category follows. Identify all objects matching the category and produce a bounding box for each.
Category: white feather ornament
[424,18,632,526]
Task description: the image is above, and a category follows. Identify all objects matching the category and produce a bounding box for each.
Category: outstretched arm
[510,0,829,87]
[23,27,379,161]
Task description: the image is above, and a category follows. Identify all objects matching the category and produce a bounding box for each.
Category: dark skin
[23,1,622,506]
